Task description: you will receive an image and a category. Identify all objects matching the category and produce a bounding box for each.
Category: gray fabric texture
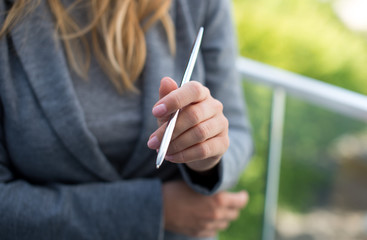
[69,52,143,172]
[0,0,254,239]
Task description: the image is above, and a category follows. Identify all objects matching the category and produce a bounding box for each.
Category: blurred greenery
[219,0,367,239]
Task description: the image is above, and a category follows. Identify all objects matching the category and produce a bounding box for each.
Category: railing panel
[276,95,367,240]
[219,58,367,240]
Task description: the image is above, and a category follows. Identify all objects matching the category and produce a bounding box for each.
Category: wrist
[183,162,220,191]
[185,157,221,172]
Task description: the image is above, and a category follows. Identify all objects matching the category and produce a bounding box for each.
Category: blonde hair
[0,0,175,92]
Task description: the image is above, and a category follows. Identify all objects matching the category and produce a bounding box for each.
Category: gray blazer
[0,0,253,239]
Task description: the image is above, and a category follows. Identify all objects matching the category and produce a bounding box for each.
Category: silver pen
[156,27,204,169]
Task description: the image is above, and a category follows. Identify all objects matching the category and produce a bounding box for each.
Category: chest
[0,1,207,183]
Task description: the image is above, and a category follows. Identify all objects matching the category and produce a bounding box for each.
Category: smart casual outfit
[0,0,253,239]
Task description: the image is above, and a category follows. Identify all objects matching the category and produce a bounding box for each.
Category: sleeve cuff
[178,161,223,195]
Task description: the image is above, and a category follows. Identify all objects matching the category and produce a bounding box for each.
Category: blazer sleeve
[179,0,254,194]
[0,125,163,240]
[0,101,163,238]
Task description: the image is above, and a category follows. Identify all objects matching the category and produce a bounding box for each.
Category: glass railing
[233,57,367,240]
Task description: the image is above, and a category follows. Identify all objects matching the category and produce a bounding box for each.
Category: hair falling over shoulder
[0,0,175,93]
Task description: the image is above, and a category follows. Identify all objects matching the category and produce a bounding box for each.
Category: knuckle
[214,99,223,111]
[214,194,226,206]
[191,81,208,100]
[173,151,184,163]
[186,107,201,125]
[169,140,179,153]
[202,86,210,98]
[222,115,229,128]
[190,81,202,92]
[194,124,209,142]
[172,92,182,109]
[197,143,210,159]
[177,150,188,163]
[210,209,222,220]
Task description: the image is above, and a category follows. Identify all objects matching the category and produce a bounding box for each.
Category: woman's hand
[162,181,248,238]
[147,77,229,172]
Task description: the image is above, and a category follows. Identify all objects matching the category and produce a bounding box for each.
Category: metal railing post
[262,88,286,240]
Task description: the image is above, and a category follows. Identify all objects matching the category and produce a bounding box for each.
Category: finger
[201,208,239,222]
[195,215,232,235]
[165,133,229,163]
[218,208,241,222]
[148,99,223,150]
[167,115,228,155]
[154,77,178,125]
[203,220,230,232]
[190,229,217,238]
[219,191,249,209]
[199,192,248,220]
[213,220,230,231]
[159,77,178,99]
[170,98,223,140]
[147,121,167,149]
[191,223,226,238]
[152,81,210,118]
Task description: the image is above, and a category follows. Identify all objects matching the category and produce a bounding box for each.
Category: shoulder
[183,0,232,19]
[182,0,231,11]
[175,0,233,30]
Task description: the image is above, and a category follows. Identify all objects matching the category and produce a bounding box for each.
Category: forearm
[0,179,163,240]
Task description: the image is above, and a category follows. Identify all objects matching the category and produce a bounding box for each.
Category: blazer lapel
[9,1,119,181]
[121,23,177,177]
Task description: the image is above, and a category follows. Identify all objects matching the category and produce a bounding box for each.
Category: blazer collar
[120,23,176,177]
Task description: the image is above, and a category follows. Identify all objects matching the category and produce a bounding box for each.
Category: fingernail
[152,104,167,117]
[147,136,160,149]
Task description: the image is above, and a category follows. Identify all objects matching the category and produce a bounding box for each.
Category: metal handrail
[236,57,367,240]
[237,57,367,122]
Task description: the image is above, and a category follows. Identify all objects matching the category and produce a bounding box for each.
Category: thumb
[159,77,178,100]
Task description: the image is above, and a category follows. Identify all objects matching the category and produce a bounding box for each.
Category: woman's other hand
[148,77,229,172]
[162,181,248,238]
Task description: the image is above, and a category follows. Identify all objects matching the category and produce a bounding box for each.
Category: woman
[0,0,253,239]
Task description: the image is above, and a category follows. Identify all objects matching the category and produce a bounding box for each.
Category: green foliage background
[219,0,367,239]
